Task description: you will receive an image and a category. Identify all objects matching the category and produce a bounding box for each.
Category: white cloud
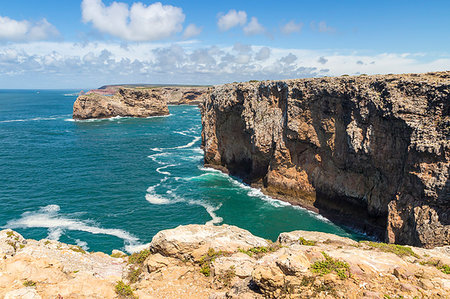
[0,16,59,41]
[255,47,271,61]
[281,21,303,34]
[217,9,247,31]
[243,17,265,35]
[318,56,328,64]
[183,24,202,39]
[81,0,185,41]
[0,41,449,88]
[311,21,336,33]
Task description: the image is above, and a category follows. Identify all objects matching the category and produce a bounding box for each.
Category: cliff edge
[1,225,449,298]
[201,72,450,248]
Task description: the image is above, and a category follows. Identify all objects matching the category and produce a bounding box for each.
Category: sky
[0,0,449,89]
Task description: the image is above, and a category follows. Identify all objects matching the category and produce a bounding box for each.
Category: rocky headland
[73,86,209,120]
[201,72,450,248]
[1,225,449,298]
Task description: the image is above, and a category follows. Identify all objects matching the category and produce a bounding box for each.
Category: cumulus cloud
[243,17,265,35]
[255,47,271,61]
[318,56,328,64]
[281,21,303,34]
[183,24,202,39]
[0,41,449,88]
[81,0,185,41]
[0,16,59,41]
[217,9,247,31]
[311,21,336,33]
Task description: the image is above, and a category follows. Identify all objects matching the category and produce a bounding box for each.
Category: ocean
[0,90,367,253]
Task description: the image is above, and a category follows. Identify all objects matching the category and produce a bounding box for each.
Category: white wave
[192,148,204,154]
[66,114,171,123]
[5,205,141,250]
[47,227,64,240]
[188,200,223,225]
[145,193,172,205]
[63,93,79,96]
[125,243,150,253]
[156,164,177,176]
[75,239,89,251]
[151,136,201,152]
[0,116,65,123]
[147,152,169,165]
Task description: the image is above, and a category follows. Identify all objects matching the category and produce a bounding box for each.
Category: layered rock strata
[73,88,170,120]
[201,72,450,247]
[73,86,210,120]
[1,225,449,298]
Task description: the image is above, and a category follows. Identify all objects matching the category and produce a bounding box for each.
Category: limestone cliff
[201,72,450,248]
[1,226,449,298]
[73,86,209,120]
[73,88,170,119]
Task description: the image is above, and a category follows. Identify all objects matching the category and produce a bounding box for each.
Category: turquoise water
[0,90,367,253]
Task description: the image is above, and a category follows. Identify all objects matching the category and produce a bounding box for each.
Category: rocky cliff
[1,225,449,298]
[201,72,450,248]
[73,86,209,120]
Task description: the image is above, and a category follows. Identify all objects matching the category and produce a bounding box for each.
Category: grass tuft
[115,281,137,298]
[361,241,419,258]
[128,249,150,265]
[23,279,36,287]
[310,252,351,279]
[299,237,316,246]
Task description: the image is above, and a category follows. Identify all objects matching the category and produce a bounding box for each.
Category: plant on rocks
[199,248,231,277]
[361,241,419,258]
[126,249,151,283]
[23,279,36,287]
[115,281,137,298]
[310,252,351,279]
[128,249,150,265]
[299,237,316,246]
[238,243,282,258]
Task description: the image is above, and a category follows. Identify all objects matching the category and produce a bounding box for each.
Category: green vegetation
[127,267,143,283]
[111,252,128,258]
[70,245,86,254]
[199,248,231,277]
[19,244,25,249]
[126,249,151,283]
[6,231,15,238]
[298,237,316,246]
[216,266,236,287]
[248,80,260,83]
[115,281,137,298]
[310,252,351,279]
[361,241,419,258]
[23,279,36,287]
[128,249,150,265]
[237,244,282,258]
[44,240,51,245]
[419,259,450,274]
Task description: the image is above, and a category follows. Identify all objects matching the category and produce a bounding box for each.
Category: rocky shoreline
[1,225,449,298]
[201,71,450,248]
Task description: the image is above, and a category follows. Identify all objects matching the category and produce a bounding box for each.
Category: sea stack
[201,71,450,248]
[73,87,170,119]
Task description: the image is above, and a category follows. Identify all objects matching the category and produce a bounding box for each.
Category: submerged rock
[201,72,450,248]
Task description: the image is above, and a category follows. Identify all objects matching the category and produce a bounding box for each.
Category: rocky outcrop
[73,88,170,119]
[73,85,210,119]
[1,225,449,298]
[201,72,450,247]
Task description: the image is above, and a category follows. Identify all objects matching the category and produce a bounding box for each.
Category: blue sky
[0,0,449,88]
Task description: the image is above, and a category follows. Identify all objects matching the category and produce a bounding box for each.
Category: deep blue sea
[0,90,367,253]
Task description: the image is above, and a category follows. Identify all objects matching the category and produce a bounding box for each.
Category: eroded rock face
[1,227,449,298]
[201,72,450,247]
[73,86,210,119]
[73,87,170,119]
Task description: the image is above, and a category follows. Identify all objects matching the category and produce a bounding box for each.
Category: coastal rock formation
[201,72,450,247]
[73,88,170,119]
[1,225,449,298]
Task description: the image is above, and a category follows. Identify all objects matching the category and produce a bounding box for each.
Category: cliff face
[1,226,449,298]
[73,87,170,119]
[201,72,450,247]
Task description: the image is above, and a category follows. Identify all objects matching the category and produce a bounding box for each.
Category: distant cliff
[73,86,210,119]
[201,72,450,248]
